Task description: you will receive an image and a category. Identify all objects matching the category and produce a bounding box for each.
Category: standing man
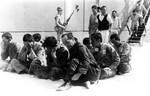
[55,7,66,44]
[1,32,19,61]
[134,0,147,17]
[88,5,98,41]
[111,10,121,35]
[97,6,113,43]
[97,6,101,15]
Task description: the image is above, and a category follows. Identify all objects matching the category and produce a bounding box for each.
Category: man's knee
[28,59,41,74]
[117,63,131,75]
[31,59,41,66]
[100,68,116,79]
[87,67,101,81]
[49,67,63,80]
[9,59,28,74]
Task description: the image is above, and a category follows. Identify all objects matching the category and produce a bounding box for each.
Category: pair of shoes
[90,80,99,85]
[56,82,72,91]
[18,69,28,74]
[84,80,99,89]
[83,81,91,89]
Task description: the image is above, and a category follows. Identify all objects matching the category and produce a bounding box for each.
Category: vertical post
[96,0,100,7]
[83,0,85,32]
[64,0,66,22]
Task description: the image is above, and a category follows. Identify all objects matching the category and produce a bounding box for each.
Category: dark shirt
[97,14,110,31]
[56,46,69,68]
[69,42,98,74]
[45,48,57,70]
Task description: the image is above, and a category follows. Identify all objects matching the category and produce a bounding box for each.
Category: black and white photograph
[0,0,150,96]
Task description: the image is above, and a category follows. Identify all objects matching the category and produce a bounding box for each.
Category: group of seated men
[0,32,131,89]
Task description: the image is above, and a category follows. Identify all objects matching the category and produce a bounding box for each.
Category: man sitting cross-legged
[110,33,131,75]
[91,32,120,79]
[0,32,20,71]
[57,33,100,91]
[9,34,46,74]
[33,33,43,45]
[29,36,69,80]
[29,36,57,79]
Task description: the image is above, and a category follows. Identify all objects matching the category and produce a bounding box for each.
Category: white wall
[0,0,65,31]
[0,0,140,32]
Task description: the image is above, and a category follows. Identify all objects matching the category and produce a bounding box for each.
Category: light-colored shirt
[55,14,65,28]
[111,17,121,30]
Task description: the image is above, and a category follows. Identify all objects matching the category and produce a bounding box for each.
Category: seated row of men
[0,32,131,89]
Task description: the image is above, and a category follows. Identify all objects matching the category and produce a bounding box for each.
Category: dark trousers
[64,58,100,84]
[29,59,50,79]
[29,60,67,80]
[100,68,116,80]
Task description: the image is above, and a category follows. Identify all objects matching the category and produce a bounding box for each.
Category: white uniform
[111,17,121,34]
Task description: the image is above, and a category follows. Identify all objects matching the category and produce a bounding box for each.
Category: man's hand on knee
[71,73,82,81]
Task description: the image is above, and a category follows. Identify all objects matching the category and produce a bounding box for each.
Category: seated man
[83,37,93,51]
[57,33,100,90]
[29,36,57,79]
[55,44,70,80]
[10,34,46,74]
[91,32,120,79]
[110,33,131,75]
[0,32,20,71]
[29,36,69,80]
[33,33,43,45]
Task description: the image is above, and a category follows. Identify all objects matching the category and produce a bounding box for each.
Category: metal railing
[124,3,150,37]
